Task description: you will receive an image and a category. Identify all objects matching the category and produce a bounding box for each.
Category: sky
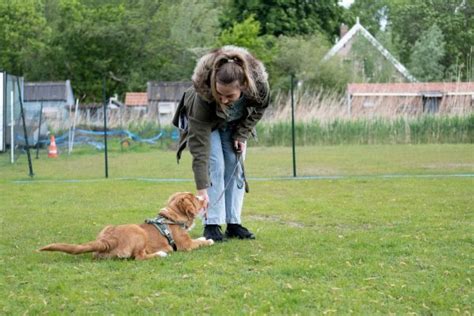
[339,0,355,8]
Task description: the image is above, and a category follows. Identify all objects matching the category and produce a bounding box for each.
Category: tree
[348,0,389,35]
[408,24,446,82]
[0,0,50,76]
[221,0,346,41]
[142,0,222,83]
[217,15,274,65]
[388,0,472,81]
[270,33,351,91]
[349,0,473,81]
[36,0,223,101]
[38,0,138,101]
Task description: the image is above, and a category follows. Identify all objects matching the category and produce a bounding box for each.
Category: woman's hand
[196,189,209,208]
[234,140,246,154]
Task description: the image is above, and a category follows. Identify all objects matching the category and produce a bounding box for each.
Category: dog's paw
[208,239,215,245]
[155,251,168,257]
[197,237,207,241]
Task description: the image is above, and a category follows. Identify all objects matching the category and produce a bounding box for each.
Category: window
[422,91,442,114]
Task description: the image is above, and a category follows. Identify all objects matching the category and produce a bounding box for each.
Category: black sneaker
[203,225,225,242]
[225,224,256,239]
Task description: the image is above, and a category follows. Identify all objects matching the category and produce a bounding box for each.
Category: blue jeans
[206,127,245,225]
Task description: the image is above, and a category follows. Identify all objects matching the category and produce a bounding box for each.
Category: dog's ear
[177,194,198,218]
[159,207,180,222]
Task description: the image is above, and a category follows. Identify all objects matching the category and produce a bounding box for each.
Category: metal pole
[35,101,43,159]
[69,98,79,154]
[17,77,34,177]
[290,74,297,177]
[10,90,14,164]
[103,77,109,178]
[68,96,72,154]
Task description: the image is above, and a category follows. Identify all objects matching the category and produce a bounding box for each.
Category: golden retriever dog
[39,192,213,260]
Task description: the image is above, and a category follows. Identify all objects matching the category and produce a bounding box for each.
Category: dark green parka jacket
[172,46,270,190]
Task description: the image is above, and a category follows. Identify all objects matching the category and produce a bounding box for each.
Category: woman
[172,45,270,241]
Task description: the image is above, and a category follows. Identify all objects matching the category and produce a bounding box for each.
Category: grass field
[1,144,473,314]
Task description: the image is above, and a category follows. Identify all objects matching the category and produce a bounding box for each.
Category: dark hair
[210,52,258,104]
[214,57,245,85]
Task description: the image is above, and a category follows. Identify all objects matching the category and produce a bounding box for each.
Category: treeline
[0,0,472,102]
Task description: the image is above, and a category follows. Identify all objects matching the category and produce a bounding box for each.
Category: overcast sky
[339,0,355,8]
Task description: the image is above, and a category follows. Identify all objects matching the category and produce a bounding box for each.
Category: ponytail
[210,50,261,103]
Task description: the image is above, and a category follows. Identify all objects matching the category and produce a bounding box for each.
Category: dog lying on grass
[39,192,213,260]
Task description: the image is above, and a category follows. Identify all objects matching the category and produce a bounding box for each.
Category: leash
[208,152,248,210]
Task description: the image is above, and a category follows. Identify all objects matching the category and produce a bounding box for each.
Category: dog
[39,192,213,260]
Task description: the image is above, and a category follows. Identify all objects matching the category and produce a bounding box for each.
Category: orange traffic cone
[48,135,58,158]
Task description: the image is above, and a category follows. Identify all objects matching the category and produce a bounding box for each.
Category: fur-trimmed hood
[191,45,269,102]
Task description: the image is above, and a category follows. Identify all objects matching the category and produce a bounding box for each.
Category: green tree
[389,0,472,81]
[348,0,388,35]
[217,15,274,65]
[39,0,137,101]
[221,0,346,41]
[408,24,446,82]
[142,0,222,83]
[0,0,50,76]
[350,0,473,81]
[36,0,223,101]
[271,33,350,92]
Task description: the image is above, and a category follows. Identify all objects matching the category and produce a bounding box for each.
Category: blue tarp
[18,128,179,150]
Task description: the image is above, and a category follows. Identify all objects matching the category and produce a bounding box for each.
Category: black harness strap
[145,216,179,251]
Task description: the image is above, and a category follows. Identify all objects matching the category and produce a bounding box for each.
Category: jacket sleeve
[234,82,270,142]
[186,95,215,190]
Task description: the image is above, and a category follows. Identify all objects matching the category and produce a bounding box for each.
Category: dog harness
[145,215,187,251]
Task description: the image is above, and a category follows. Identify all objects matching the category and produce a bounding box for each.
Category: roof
[324,18,417,82]
[147,81,192,102]
[125,92,147,107]
[348,82,474,96]
[24,80,73,102]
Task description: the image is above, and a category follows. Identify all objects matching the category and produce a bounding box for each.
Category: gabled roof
[125,92,147,107]
[323,18,417,82]
[348,82,474,96]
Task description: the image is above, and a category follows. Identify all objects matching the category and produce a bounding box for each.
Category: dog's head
[159,192,206,229]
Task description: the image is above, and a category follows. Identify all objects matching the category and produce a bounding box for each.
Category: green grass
[1,145,473,314]
[2,144,474,180]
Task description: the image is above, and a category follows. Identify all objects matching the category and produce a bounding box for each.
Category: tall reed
[253,115,474,146]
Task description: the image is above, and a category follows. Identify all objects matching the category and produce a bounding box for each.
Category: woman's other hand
[234,140,246,154]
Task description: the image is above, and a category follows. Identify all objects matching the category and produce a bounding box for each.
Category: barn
[147,81,191,126]
[347,82,474,118]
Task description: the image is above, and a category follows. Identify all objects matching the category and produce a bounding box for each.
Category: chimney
[340,23,349,39]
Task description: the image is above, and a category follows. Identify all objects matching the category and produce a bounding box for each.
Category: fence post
[36,102,43,159]
[10,90,14,164]
[16,77,34,177]
[103,77,109,178]
[291,74,297,177]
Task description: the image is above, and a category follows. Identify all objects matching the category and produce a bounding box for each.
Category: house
[23,80,75,122]
[0,71,24,152]
[147,81,192,126]
[347,82,474,118]
[324,18,416,83]
[124,92,148,112]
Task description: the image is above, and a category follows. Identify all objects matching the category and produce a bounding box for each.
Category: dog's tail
[39,239,112,255]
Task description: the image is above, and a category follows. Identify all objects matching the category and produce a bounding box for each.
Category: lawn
[1,144,473,314]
